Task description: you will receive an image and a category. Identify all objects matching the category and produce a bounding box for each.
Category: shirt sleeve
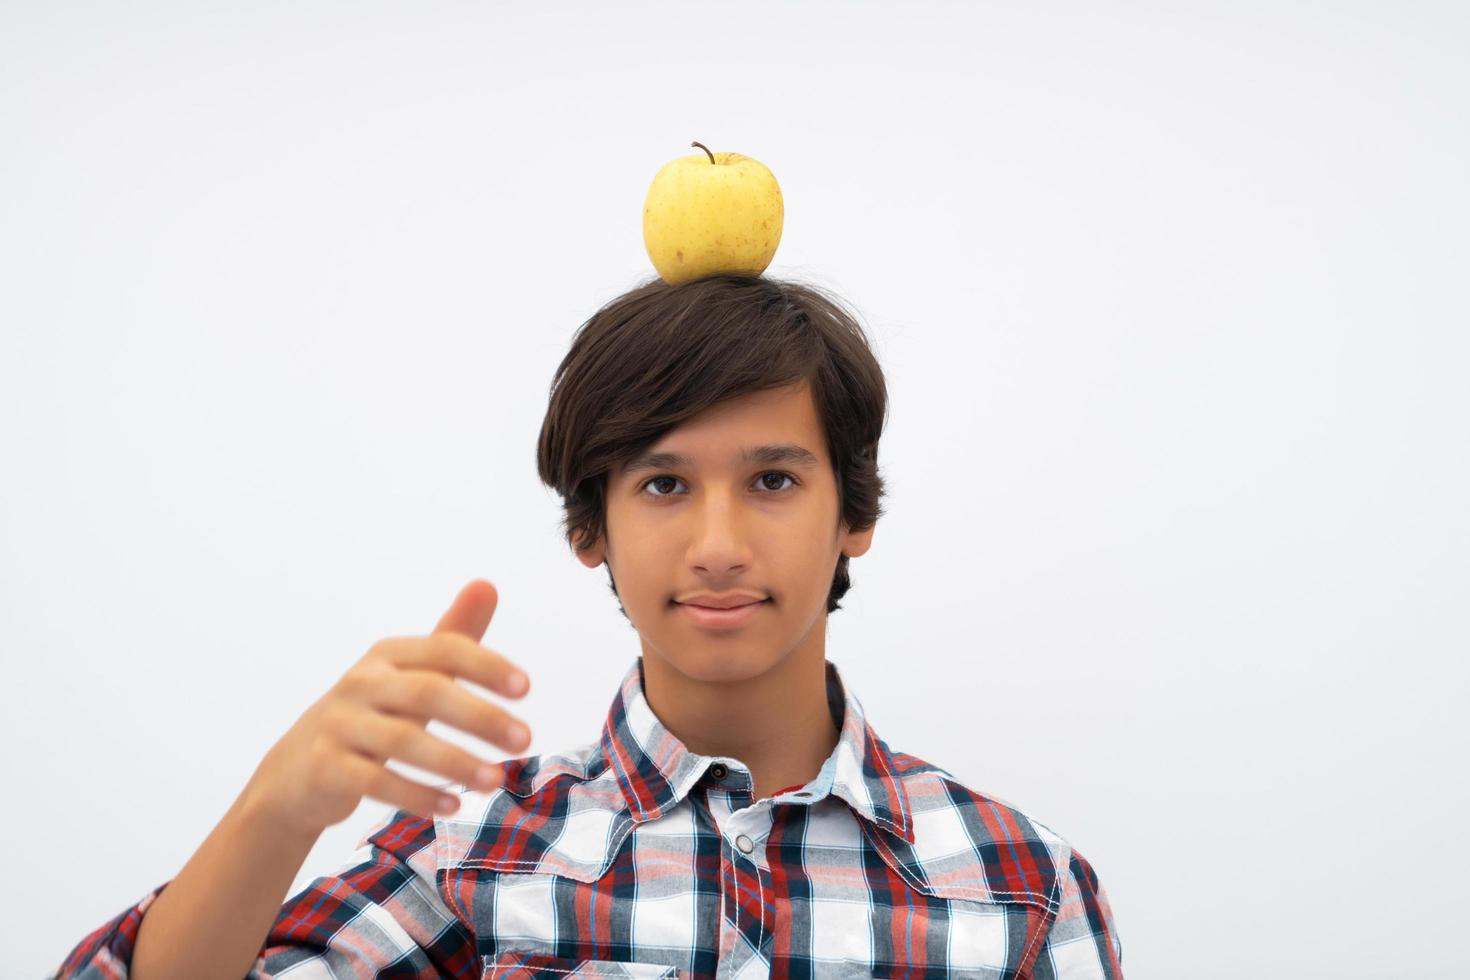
[49,881,169,979]
[49,809,479,979]
[1030,847,1124,980]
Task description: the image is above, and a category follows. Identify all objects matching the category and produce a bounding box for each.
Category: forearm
[131,787,322,980]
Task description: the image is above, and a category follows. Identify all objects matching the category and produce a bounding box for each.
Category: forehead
[617,383,826,473]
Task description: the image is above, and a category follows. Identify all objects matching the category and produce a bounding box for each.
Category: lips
[675,597,770,629]
[676,593,769,609]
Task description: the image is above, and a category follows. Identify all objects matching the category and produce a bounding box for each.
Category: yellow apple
[642,142,784,285]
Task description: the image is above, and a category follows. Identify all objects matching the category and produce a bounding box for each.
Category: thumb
[434,579,499,641]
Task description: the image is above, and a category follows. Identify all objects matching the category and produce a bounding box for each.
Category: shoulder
[889,750,1124,974]
[884,749,1091,916]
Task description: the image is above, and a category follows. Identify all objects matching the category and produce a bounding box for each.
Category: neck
[638,631,840,802]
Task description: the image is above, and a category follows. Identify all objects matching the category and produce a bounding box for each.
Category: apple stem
[691,141,715,164]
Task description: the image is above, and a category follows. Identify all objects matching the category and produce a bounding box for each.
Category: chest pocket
[858,818,1057,976]
[482,952,681,978]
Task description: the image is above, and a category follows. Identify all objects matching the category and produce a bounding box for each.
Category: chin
[645,627,788,684]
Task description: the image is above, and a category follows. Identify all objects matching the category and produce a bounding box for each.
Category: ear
[573,528,607,569]
[840,522,875,560]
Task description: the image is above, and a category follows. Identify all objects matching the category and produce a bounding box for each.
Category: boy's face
[575,380,874,684]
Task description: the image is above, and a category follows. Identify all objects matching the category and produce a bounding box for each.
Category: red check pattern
[53,657,1122,978]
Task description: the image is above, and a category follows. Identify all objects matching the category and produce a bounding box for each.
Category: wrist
[233,781,323,848]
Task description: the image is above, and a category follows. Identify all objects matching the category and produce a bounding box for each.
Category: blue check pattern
[55,657,1122,978]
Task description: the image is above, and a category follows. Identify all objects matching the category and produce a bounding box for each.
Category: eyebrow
[620,443,821,475]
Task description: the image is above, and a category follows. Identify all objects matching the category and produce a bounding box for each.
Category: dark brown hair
[536,273,889,617]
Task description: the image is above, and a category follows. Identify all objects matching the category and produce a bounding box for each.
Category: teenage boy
[55,275,1122,979]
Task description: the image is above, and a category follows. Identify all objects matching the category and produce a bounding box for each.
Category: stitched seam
[1016,845,1066,976]
[484,964,678,978]
[724,836,770,960]
[603,728,650,821]
[452,823,635,879]
[869,733,911,836]
[725,842,744,964]
[863,822,1058,913]
[496,762,614,800]
[719,844,728,966]
[1018,896,1059,978]
[750,846,767,957]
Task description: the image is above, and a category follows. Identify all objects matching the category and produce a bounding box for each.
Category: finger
[434,579,498,642]
[370,668,532,754]
[338,708,504,794]
[339,752,467,820]
[387,631,530,699]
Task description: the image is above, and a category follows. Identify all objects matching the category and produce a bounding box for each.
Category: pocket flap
[482,952,681,978]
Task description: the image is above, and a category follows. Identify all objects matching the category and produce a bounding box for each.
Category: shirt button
[709,763,728,780]
[735,834,754,854]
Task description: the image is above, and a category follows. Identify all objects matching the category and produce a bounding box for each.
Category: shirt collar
[598,656,915,843]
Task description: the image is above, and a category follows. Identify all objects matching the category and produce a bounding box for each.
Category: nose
[685,485,754,574]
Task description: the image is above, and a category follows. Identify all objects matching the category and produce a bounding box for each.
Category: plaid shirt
[55,657,1122,979]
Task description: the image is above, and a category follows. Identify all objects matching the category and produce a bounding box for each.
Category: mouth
[674,597,771,628]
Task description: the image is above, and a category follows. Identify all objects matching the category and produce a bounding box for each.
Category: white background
[4,3,1467,977]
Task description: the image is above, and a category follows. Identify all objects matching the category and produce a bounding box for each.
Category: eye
[639,471,800,499]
